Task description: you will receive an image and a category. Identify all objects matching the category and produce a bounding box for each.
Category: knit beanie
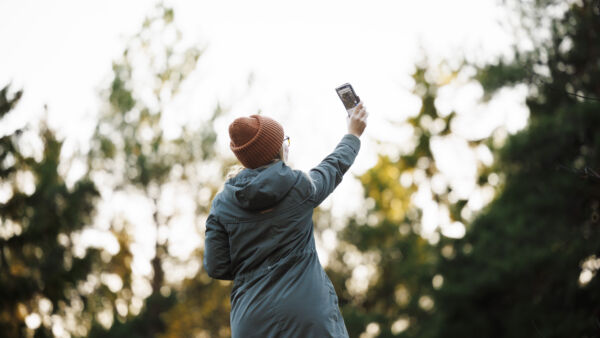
[229,114,284,169]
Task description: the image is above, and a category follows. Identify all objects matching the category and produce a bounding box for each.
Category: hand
[347,102,368,138]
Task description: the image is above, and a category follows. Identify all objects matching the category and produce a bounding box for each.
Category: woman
[204,102,368,337]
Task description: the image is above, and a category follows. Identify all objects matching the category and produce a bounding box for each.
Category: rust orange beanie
[229,114,284,169]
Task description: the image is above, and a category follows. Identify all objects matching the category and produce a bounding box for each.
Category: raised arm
[308,102,368,206]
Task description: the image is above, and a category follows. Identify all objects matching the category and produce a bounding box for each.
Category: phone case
[336,83,360,116]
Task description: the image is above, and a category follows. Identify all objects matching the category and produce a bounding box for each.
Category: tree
[323,62,497,337]
[428,1,600,336]
[0,85,102,337]
[86,4,231,337]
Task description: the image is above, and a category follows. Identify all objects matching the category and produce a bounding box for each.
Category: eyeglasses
[283,136,290,147]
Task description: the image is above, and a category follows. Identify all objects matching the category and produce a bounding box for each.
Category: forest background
[1,0,599,337]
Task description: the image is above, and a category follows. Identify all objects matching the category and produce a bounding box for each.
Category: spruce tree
[0,85,101,337]
[429,1,600,336]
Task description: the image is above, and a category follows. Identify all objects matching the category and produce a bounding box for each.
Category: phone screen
[336,84,359,110]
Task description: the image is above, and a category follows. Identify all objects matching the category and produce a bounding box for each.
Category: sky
[0,0,529,275]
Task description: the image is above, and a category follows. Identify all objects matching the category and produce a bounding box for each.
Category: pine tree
[0,85,101,337]
[428,1,600,336]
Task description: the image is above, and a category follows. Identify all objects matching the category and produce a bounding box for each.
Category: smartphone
[335,83,360,116]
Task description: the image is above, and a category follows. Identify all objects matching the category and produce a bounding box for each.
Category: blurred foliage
[428,1,600,336]
[0,85,105,337]
[88,292,176,338]
[324,1,600,337]
[1,4,239,337]
[158,277,231,338]
[322,64,495,337]
[86,4,231,337]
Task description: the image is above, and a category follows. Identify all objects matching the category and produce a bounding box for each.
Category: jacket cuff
[342,134,361,153]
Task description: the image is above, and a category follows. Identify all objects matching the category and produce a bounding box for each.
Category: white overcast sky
[0,0,520,152]
[0,0,530,261]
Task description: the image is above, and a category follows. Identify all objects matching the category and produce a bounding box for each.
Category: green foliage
[89,293,177,338]
[431,104,600,338]
[87,4,230,337]
[323,2,600,335]
[428,1,600,336]
[323,62,495,337]
[476,57,531,98]
[158,276,232,338]
[0,85,102,337]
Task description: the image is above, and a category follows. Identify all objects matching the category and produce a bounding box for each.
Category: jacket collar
[225,161,296,211]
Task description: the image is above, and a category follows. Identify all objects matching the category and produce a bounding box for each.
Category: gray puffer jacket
[203,134,360,337]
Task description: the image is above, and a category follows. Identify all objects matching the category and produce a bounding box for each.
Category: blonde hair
[225,164,245,180]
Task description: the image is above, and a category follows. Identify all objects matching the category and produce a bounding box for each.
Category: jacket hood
[225,161,297,211]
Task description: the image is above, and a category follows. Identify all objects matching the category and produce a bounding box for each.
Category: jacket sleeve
[308,133,361,206]
[203,211,234,280]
